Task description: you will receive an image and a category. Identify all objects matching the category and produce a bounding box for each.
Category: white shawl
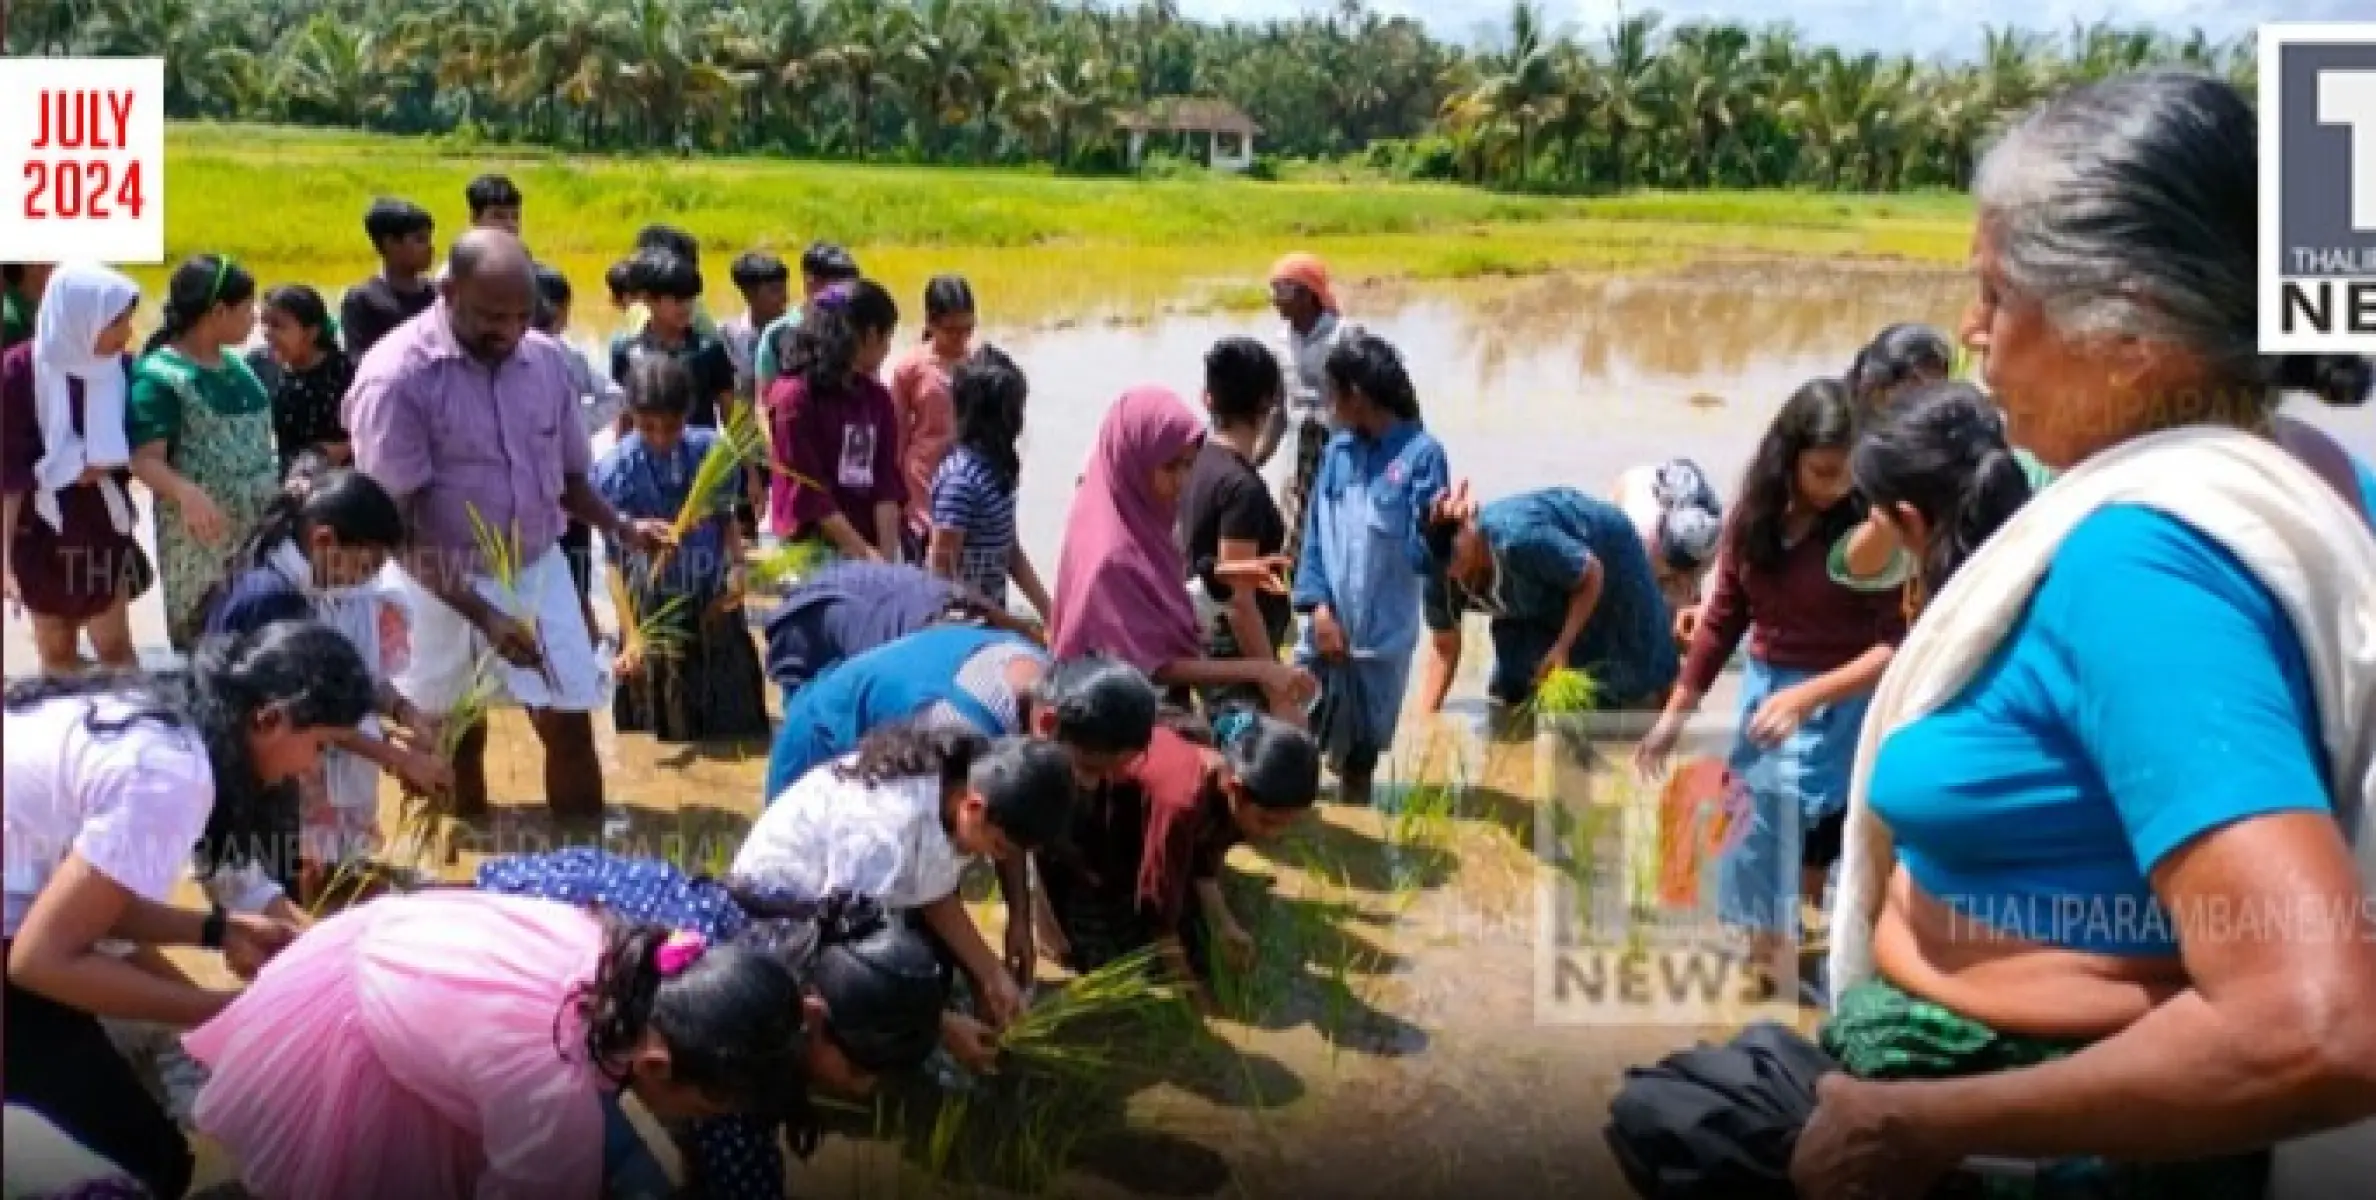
[1826,425,2376,1191]
[29,264,139,535]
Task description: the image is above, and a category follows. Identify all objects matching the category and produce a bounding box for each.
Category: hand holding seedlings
[1219,923,1257,972]
[611,516,677,559]
[941,1012,1001,1072]
[479,612,544,671]
[977,966,1026,1030]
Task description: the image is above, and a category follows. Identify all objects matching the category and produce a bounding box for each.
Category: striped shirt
[928,445,1018,607]
[915,637,1037,734]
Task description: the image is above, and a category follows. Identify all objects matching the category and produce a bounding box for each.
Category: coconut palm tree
[25,0,2260,192]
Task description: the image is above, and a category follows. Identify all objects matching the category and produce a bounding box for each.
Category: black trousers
[1,963,194,1199]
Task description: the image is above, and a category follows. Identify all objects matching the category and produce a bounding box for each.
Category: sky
[1172,0,2369,59]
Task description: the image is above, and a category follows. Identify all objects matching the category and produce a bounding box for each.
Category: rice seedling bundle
[650,400,769,581]
[465,504,557,694]
[1528,667,1601,718]
[998,944,1190,1079]
[606,569,689,672]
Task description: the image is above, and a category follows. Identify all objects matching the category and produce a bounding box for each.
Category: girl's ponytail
[1938,444,2032,593]
[1849,380,2033,605]
[141,297,191,358]
[574,922,669,1080]
[572,917,810,1132]
[230,458,405,575]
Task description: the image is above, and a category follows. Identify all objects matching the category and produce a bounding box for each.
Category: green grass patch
[152,123,1971,326]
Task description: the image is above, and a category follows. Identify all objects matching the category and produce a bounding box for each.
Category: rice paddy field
[55,122,2370,1199]
[157,122,1973,328]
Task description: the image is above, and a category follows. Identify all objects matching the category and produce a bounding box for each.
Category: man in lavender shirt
[348,230,669,822]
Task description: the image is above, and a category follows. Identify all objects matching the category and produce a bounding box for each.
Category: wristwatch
[200,906,228,951]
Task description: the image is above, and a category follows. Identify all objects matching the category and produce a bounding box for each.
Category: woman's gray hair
[1973,69,2370,407]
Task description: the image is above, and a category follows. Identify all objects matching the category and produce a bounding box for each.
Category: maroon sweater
[1678,522,1906,696]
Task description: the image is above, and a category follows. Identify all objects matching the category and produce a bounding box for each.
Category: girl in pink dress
[183,890,810,1200]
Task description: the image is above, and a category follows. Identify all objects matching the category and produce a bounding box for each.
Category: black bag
[1604,1022,1838,1199]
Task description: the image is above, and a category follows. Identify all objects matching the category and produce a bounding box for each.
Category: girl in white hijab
[1,264,151,674]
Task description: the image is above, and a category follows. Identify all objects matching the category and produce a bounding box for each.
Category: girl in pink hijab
[1052,386,1313,716]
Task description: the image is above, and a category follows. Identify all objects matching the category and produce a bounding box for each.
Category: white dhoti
[392,544,605,715]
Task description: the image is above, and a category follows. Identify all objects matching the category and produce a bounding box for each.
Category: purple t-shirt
[345,304,592,572]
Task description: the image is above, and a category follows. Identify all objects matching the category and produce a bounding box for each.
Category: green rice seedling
[991,1073,1102,1195]
[921,1089,968,1181]
[652,399,767,581]
[998,944,1189,1080]
[1951,341,1982,383]
[379,651,504,872]
[1205,875,1311,1033]
[1282,838,1381,1066]
[1614,769,1663,960]
[605,569,688,671]
[465,503,556,694]
[1525,666,1601,719]
[748,538,832,592]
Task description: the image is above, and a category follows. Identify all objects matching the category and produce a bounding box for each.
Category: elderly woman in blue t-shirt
[1788,71,2376,1200]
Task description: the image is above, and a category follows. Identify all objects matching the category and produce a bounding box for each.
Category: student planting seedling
[1037,707,1322,1010]
[732,726,1080,1068]
[596,353,770,743]
[204,458,453,905]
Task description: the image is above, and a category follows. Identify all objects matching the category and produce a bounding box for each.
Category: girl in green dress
[127,255,279,650]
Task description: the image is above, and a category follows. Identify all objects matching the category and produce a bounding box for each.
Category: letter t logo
[2319,68,2376,231]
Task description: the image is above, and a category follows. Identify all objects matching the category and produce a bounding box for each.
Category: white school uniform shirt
[564,336,624,436]
[3,696,216,937]
[730,756,967,912]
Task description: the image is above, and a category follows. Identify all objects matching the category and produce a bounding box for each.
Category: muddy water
[21,261,2376,1198]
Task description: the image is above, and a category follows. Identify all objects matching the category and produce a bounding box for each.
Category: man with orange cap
[1256,253,1363,564]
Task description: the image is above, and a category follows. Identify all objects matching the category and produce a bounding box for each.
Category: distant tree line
[16,0,2256,190]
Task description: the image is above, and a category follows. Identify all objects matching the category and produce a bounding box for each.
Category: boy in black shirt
[340,198,436,360]
[608,250,736,431]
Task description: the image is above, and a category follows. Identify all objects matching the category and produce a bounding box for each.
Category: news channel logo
[1531,708,1816,1028]
[2261,23,2376,355]
[0,57,166,264]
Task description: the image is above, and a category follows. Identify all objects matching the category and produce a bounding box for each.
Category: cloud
[1175,0,2366,57]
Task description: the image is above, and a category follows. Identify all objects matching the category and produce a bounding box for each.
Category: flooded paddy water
[15,256,2375,1198]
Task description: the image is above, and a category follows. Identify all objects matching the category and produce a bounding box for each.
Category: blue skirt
[1714,657,1870,935]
